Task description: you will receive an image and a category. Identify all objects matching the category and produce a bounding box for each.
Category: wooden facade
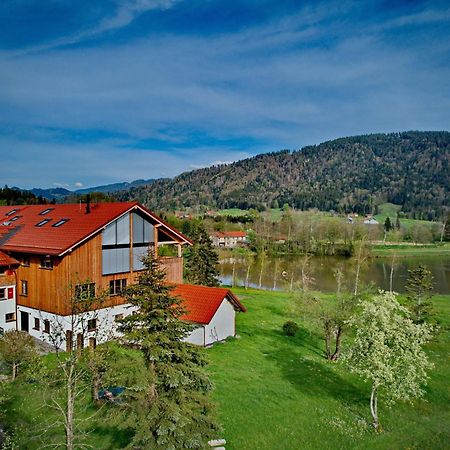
[7,205,188,317]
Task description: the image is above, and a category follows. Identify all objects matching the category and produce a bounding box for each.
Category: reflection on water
[219,255,450,295]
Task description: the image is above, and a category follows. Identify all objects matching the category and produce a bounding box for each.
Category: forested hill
[116,131,450,218]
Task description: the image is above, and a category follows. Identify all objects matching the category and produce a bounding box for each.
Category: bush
[282,321,299,336]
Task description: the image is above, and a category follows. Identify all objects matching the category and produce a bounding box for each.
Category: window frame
[43,319,50,334]
[40,256,54,270]
[87,318,97,332]
[109,278,127,296]
[33,317,40,331]
[21,280,28,296]
[5,312,16,323]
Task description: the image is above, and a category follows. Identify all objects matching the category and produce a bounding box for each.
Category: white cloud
[74,182,83,187]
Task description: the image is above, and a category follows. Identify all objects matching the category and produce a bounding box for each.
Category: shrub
[283,321,299,336]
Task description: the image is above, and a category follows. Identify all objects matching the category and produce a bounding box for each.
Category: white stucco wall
[0,284,16,332]
[17,303,138,350]
[17,296,237,349]
[204,298,236,346]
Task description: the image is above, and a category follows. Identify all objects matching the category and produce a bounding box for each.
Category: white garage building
[172,284,246,347]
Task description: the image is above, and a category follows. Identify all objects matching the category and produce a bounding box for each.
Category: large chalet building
[0,201,245,349]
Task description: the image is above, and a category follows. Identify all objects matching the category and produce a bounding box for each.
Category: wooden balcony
[160,257,183,283]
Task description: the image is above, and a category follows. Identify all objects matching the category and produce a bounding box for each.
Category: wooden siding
[16,230,185,316]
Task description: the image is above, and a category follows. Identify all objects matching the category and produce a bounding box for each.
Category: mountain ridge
[114,131,450,218]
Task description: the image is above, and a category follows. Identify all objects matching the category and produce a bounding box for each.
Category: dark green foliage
[395,214,401,230]
[117,252,220,449]
[0,185,45,205]
[384,217,392,232]
[116,131,450,217]
[185,222,220,287]
[405,265,434,323]
[282,321,299,336]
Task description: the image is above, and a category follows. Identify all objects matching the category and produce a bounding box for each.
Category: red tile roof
[0,251,19,267]
[172,283,246,325]
[0,202,191,256]
[212,231,247,238]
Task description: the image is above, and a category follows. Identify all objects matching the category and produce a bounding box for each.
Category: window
[52,219,69,227]
[132,213,154,271]
[0,288,13,300]
[43,319,50,334]
[40,256,53,269]
[39,208,54,215]
[36,219,51,227]
[102,214,131,275]
[0,268,4,276]
[5,209,18,217]
[0,288,6,300]
[114,314,123,322]
[75,283,95,299]
[21,255,30,266]
[87,319,97,332]
[109,279,127,296]
[9,216,21,222]
[33,318,40,331]
[21,280,28,296]
[5,313,15,323]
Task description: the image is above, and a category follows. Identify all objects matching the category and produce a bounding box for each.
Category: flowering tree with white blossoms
[343,291,434,431]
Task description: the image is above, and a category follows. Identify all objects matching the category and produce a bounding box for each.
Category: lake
[219,254,450,295]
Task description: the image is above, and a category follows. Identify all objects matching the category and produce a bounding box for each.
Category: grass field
[372,242,450,257]
[375,203,438,231]
[3,288,450,449]
[208,288,450,450]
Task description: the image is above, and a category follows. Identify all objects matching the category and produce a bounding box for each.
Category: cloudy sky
[1,0,449,189]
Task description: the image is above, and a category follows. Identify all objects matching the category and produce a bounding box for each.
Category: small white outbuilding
[171,284,246,347]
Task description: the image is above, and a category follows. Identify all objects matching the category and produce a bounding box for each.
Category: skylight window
[5,209,18,216]
[39,208,54,215]
[36,219,51,227]
[52,219,69,227]
[9,216,21,222]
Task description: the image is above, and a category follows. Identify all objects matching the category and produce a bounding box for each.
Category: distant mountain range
[114,131,450,219]
[28,179,156,201]
[9,131,450,219]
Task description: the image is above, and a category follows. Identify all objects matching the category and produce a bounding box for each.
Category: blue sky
[1,0,449,189]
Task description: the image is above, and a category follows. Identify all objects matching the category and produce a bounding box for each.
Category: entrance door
[20,311,29,332]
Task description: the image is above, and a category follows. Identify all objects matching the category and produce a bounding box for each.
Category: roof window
[9,216,21,222]
[39,208,54,216]
[52,219,69,227]
[36,219,52,227]
[5,209,18,217]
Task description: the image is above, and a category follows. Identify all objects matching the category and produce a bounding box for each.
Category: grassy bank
[372,242,450,257]
[3,289,449,449]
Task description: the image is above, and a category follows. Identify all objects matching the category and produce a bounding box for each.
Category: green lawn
[375,203,438,231]
[208,288,450,450]
[3,289,450,449]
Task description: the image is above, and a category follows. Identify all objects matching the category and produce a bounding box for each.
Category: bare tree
[38,282,109,450]
[353,237,369,296]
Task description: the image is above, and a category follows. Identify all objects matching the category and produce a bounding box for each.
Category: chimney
[85,194,91,214]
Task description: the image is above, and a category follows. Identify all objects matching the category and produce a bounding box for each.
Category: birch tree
[344,292,433,431]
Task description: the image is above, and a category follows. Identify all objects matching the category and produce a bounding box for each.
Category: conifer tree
[118,252,220,449]
[405,265,434,323]
[395,213,401,230]
[185,222,220,287]
[384,216,392,232]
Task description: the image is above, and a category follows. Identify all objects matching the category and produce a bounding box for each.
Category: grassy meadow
[3,287,449,449]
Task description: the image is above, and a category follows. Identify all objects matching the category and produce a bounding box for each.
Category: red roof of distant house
[0,251,19,267]
[0,202,192,256]
[212,231,247,238]
[172,284,246,325]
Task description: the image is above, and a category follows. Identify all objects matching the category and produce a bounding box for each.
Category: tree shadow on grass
[90,424,134,449]
[264,331,365,407]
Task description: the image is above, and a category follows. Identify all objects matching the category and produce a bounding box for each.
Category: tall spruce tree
[185,222,220,287]
[405,265,434,323]
[395,213,401,230]
[118,252,220,449]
